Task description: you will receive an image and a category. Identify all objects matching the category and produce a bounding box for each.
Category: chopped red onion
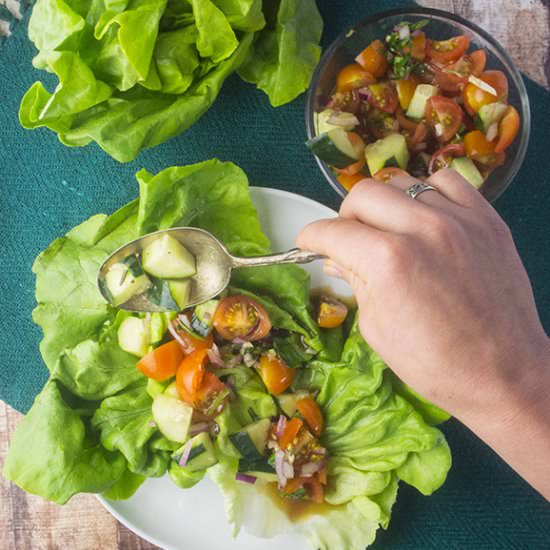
[486,122,499,142]
[167,321,189,351]
[276,415,286,439]
[178,439,193,467]
[398,24,410,40]
[226,354,242,368]
[274,450,287,488]
[236,473,257,484]
[207,344,224,368]
[358,87,370,102]
[177,313,191,328]
[299,461,325,477]
[327,112,360,127]
[189,422,209,436]
[232,337,247,345]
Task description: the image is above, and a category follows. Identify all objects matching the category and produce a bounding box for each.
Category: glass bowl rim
[305,6,531,202]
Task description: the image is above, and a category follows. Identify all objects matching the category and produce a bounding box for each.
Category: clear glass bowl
[305,7,531,202]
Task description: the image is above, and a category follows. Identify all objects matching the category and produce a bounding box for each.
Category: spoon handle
[231,248,326,269]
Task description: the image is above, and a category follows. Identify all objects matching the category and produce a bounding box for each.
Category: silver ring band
[405,182,438,200]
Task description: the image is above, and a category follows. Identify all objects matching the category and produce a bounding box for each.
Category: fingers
[340,177,437,234]
[297,217,386,285]
[427,168,490,210]
[387,173,454,210]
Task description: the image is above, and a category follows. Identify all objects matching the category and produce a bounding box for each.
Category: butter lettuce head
[4,160,451,546]
[20,0,322,161]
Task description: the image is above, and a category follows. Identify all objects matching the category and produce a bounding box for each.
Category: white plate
[98,187,350,550]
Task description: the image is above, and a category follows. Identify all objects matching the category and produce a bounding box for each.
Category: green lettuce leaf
[238,0,323,106]
[2,381,126,504]
[102,469,146,500]
[213,0,265,31]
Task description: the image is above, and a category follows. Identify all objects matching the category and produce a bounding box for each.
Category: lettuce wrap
[3,160,451,549]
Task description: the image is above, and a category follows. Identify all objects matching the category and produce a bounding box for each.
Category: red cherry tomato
[433,50,487,93]
[136,340,185,381]
[366,82,398,114]
[425,96,463,143]
[426,35,470,64]
[173,318,214,354]
[213,295,271,341]
[494,106,520,153]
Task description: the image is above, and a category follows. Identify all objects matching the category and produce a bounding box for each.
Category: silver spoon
[97,227,325,313]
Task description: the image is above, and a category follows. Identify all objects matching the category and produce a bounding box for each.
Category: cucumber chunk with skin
[142,234,196,279]
[152,392,193,443]
[406,84,438,120]
[476,102,507,132]
[451,157,484,188]
[365,133,410,175]
[230,418,271,459]
[278,391,311,417]
[117,316,149,357]
[191,299,219,336]
[316,109,358,134]
[168,279,191,310]
[149,278,191,311]
[306,128,362,168]
[105,262,151,306]
[147,378,170,399]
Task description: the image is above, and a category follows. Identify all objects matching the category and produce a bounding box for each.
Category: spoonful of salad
[97,227,324,313]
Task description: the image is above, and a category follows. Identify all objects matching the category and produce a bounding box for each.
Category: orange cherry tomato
[494,106,520,153]
[373,167,409,183]
[336,172,365,191]
[366,82,398,113]
[411,31,427,61]
[355,39,388,78]
[433,50,487,93]
[281,476,324,503]
[136,340,185,381]
[173,319,214,354]
[258,353,295,395]
[429,143,466,174]
[425,96,463,143]
[346,131,366,158]
[335,157,365,177]
[316,296,348,328]
[213,295,271,341]
[296,397,324,437]
[426,35,470,64]
[395,107,420,131]
[464,130,496,159]
[279,417,303,450]
[194,372,228,415]
[395,77,418,110]
[176,349,226,414]
[336,63,375,93]
[462,70,509,115]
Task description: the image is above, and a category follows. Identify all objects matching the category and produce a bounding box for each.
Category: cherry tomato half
[406,121,429,151]
[213,295,272,341]
[367,82,398,113]
[317,296,348,328]
[425,96,463,143]
[335,157,365,177]
[426,35,470,64]
[258,353,295,395]
[136,340,185,381]
[280,417,303,450]
[411,31,427,61]
[494,106,520,153]
[464,130,496,160]
[433,50,487,93]
[336,63,375,93]
[296,397,324,437]
[462,70,509,115]
[429,143,466,174]
[355,39,388,78]
[373,167,409,183]
[336,172,365,191]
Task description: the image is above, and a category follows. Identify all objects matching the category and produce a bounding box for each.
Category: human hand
[298,170,550,497]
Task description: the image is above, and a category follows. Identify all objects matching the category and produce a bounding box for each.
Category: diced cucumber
[277,391,311,417]
[168,279,191,310]
[365,133,410,175]
[238,458,275,474]
[105,262,152,307]
[450,157,484,188]
[117,316,149,357]
[230,418,271,459]
[475,102,507,132]
[406,84,438,120]
[148,312,176,344]
[306,128,362,169]
[148,278,179,311]
[316,109,358,134]
[142,234,196,279]
[173,433,217,472]
[147,378,170,399]
[152,392,193,443]
[164,381,180,398]
[122,254,145,277]
[191,299,219,337]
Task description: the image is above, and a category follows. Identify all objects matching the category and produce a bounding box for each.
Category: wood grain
[1,1,549,549]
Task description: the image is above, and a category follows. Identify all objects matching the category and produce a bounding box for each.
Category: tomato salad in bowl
[305,8,530,200]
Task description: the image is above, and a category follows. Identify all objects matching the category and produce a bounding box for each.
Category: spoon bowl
[98,227,324,312]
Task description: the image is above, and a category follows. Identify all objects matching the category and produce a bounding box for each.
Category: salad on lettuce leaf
[19,0,323,162]
[3,160,451,549]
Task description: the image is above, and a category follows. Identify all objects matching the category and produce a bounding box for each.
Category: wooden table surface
[1,1,549,549]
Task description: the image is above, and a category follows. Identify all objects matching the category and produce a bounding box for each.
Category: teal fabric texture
[0,0,549,547]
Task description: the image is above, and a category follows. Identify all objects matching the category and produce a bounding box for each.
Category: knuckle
[421,211,461,245]
[340,179,375,217]
[375,237,411,277]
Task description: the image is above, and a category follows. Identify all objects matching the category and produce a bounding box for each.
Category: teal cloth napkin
[1,0,549,546]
